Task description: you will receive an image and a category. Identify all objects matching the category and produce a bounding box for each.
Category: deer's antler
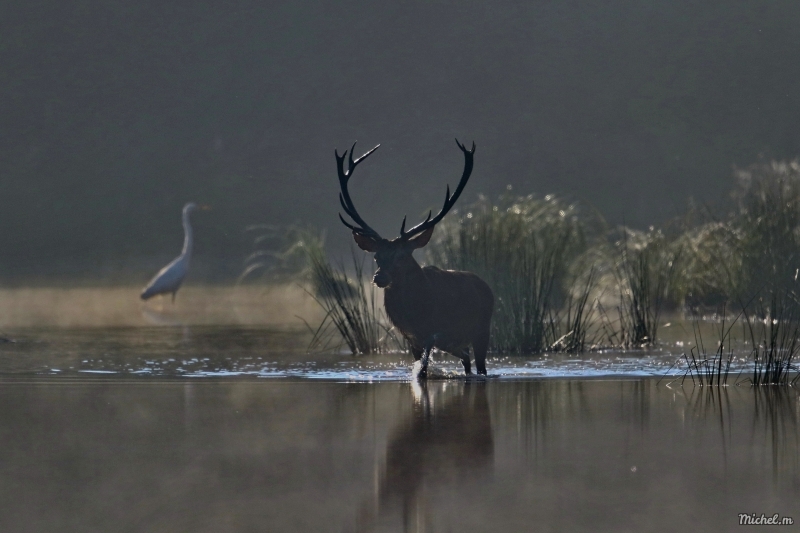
[399,139,475,240]
[335,142,382,239]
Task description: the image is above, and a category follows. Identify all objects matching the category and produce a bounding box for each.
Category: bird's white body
[141,203,197,302]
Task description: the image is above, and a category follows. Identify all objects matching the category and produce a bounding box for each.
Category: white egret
[141,202,209,302]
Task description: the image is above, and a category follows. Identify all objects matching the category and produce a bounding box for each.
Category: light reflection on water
[0,378,796,532]
[0,326,757,380]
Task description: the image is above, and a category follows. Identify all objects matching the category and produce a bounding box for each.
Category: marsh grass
[303,246,400,355]
[664,294,800,387]
[673,219,741,315]
[242,226,397,355]
[240,224,322,284]
[733,161,800,298]
[604,227,682,347]
[427,193,599,353]
[550,267,599,352]
[740,289,800,386]
[669,308,740,387]
[674,160,800,385]
[675,161,800,311]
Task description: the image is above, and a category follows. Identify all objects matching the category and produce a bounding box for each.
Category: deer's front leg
[416,335,438,379]
[460,348,472,375]
[410,344,424,361]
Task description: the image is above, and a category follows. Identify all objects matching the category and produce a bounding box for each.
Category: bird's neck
[181,210,193,257]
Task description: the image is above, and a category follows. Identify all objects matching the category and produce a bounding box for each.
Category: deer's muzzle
[373,270,391,288]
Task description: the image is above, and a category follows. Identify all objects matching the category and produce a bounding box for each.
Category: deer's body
[334,139,493,376]
[384,264,493,374]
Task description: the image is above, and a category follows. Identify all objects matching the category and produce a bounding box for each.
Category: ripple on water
[0,326,762,381]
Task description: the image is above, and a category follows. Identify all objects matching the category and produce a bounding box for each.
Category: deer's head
[335,140,475,288]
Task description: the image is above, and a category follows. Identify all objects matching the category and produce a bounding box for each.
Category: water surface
[0,325,750,380]
[0,326,797,532]
[0,378,797,532]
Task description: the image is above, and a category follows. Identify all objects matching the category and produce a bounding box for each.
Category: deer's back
[385,266,494,346]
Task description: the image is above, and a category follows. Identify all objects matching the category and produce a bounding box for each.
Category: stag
[335,139,494,376]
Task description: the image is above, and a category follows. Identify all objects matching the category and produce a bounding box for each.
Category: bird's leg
[172,292,176,304]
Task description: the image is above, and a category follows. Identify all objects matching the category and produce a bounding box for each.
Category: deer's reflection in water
[352,381,493,533]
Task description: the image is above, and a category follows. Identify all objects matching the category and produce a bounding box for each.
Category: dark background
[2,1,799,283]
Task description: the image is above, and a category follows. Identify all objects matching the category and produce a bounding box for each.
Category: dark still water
[0,377,797,532]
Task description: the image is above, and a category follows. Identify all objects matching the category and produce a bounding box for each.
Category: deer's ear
[407,227,434,249]
[353,232,380,252]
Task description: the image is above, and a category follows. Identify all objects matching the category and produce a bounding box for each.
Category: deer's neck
[387,257,425,291]
[383,258,428,334]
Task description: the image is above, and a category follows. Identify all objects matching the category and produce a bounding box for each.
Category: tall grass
[669,307,740,387]
[674,160,800,311]
[240,224,319,283]
[740,288,800,386]
[666,295,800,387]
[603,227,681,347]
[427,193,598,353]
[733,160,800,299]
[673,219,741,315]
[241,226,396,355]
[303,245,398,355]
[673,160,800,385]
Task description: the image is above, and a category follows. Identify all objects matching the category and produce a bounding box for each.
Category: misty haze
[0,2,799,532]
[2,1,799,283]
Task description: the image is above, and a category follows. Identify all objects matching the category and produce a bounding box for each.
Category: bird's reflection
[350,380,493,533]
[140,306,191,342]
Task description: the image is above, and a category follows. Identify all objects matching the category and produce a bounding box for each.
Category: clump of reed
[669,161,800,385]
[669,294,800,387]
[740,289,800,386]
[672,217,741,315]
[733,160,800,299]
[242,225,396,355]
[241,224,319,283]
[303,245,398,355]
[600,226,682,347]
[426,193,599,353]
[675,160,800,311]
[666,306,740,387]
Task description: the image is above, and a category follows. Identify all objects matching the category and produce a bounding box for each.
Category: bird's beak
[200,205,212,211]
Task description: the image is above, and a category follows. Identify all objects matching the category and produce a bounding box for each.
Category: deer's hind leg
[459,348,472,375]
[473,328,490,376]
